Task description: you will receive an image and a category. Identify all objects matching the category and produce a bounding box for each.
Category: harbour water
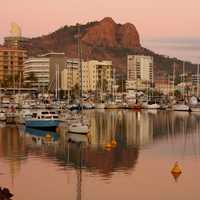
[1,110,200,200]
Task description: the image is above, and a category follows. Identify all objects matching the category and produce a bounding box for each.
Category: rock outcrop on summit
[82,17,140,48]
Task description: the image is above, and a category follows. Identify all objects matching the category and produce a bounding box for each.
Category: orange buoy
[45,133,52,141]
[105,143,112,151]
[171,162,182,182]
[171,162,182,174]
[111,140,117,148]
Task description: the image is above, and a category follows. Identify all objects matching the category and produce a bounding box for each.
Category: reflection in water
[0,125,27,185]
[1,111,200,176]
[0,111,200,199]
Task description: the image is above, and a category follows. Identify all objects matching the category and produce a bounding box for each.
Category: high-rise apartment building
[127,55,153,90]
[0,47,27,84]
[127,55,153,83]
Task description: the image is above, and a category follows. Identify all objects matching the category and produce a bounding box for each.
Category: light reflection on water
[0,110,200,199]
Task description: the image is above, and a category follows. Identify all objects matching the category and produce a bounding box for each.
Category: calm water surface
[1,110,200,200]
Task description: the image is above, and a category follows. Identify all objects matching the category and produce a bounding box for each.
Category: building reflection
[0,110,200,181]
[0,125,28,184]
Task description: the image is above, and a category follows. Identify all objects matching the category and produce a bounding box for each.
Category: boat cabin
[32,111,59,119]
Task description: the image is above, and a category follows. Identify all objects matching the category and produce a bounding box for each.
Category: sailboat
[142,81,160,109]
[68,24,90,135]
[190,64,200,112]
[172,62,190,111]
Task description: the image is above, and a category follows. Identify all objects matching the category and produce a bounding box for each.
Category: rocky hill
[24,17,196,78]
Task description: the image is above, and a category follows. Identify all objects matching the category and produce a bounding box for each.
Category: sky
[1,0,200,63]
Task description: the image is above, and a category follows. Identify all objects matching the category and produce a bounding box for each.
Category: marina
[0,110,200,199]
[1,2,200,199]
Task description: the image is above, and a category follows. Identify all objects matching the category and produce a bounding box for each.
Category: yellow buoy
[171,162,182,182]
[171,162,182,174]
[105,143,112,151]
[45,133,52,141]
[105,143,112,148]
[111,140,117,147]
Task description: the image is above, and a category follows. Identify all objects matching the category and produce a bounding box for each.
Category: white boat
[143,102,160,109]
[16,109,32,124]
[67,133,89,144]
[172,103,190,111]
[105,102,119,109]
[83,102,94,109]
[68,122,89,134]
[190,104,200,112]
[0,110,6,121]
[6,106,17,124]
[95,103,105,109]
[68,25,90,135]
[25,111,61,129]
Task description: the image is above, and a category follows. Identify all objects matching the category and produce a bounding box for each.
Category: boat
[82,102,94,109]
[143,102,160,109]
[190,105,200,112]
[67,133,89,144]
[105,102,119,109]
[68,122,89,134]
[68,24,90,134]
[127,102,142,110]
[0,110,6,121]
[16,109,32,124]
[26,127,59,145]
[95,103,105,109]
[6,105,17,124]
[25,111,61,130]
[172,62,190,112]
[172,102,190,111]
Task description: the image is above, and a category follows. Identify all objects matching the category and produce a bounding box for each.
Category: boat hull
[25,120,60,129]
[143,103,160,109]
[190,106,200,112]
[172,104,190,111]
[95,103,105,109]
[68,124,89,135]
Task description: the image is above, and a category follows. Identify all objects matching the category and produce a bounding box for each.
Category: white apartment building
[127,55,154,90]
[24,57,50,88]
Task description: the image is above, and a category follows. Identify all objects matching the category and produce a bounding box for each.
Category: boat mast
[197,64,200,97]
[55,64,58,100]
[173,62,175,99]
[77,24,83,110]
[183,61,185,99]
[55,64,57,100]
[57,64,60,101]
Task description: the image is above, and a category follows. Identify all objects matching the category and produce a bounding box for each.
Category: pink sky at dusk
[1,0,200,62]
[1,0,200,39]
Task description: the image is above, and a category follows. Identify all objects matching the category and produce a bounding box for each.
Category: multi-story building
[24,53,65,91]
[4,22,28,49]
[127,55,153,90]
[61,59,113,93]
[61,59,80,91]
[24,57,50,88]
[82,60,113,93]
[0,47,27,84]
